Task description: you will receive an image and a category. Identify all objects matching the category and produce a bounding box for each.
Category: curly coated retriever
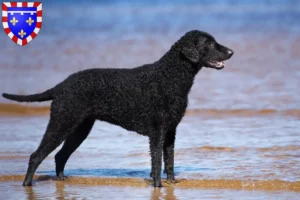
[2,30,233,187]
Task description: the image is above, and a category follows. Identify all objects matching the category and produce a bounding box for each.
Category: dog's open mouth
[206,60,225,69]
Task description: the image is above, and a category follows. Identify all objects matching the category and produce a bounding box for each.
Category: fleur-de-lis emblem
[10,17,18,26]
[26,17,34,26]
[18,29,26,38]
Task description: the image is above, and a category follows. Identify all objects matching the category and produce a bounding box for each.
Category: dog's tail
[2,88,55,102]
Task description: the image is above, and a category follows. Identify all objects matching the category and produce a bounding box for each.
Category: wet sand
[1,175,300,191]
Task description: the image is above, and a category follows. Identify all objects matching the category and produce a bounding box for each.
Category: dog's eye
[208,42,214,47]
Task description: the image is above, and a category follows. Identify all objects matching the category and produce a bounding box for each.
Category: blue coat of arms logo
[2,2,42,46]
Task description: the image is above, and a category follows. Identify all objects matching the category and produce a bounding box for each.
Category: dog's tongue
[207,60,225,69]
[215,61,224,68]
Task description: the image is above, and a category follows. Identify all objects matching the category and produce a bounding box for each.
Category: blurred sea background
[0,0,300,199]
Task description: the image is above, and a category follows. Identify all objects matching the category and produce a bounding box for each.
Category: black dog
[2,30,233,187]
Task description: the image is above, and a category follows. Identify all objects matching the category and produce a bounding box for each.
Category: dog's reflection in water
[24,181,67,200]
[151,187,177,200]
[24,179,177,200]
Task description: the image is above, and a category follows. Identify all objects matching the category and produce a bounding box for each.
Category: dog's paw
[54,176,67,181]
[153,182,163,187]
[166,178,178,185]
[166,174,176,184]
[22,181,32,187]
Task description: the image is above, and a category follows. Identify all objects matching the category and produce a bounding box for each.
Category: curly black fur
[2,30,233,187]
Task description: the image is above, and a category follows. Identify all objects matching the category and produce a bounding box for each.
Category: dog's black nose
[227,50,234,56]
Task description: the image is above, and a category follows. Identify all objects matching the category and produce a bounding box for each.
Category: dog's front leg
[149,126,166,187]
[163,130,176,183]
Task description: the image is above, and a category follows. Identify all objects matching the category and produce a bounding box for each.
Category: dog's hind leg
[54,118,95,179]
[163,130,176,183]
[22,115,83,186]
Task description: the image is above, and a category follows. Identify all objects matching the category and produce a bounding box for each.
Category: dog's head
[181,30,233,70]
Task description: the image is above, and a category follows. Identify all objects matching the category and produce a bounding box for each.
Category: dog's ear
[182,45,199,63]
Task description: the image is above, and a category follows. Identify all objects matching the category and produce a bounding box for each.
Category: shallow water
[0,0,300,199]
[0,114,299,199]
[1,181,300,200]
